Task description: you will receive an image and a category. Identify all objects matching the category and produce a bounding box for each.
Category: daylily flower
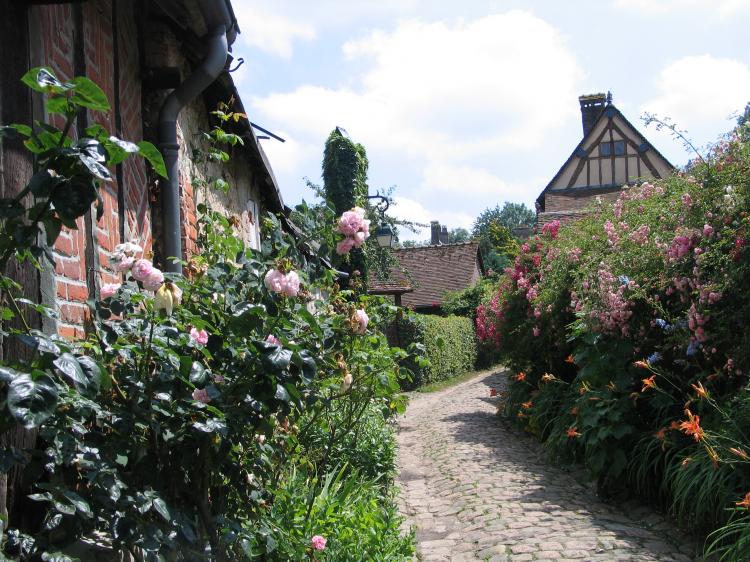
[515,372,526,382]
[736,492,750,509]
[730,447,749,461]
[691,382,709,399]
[566,427,581,438]
[679,409,705,441]
[641,375,656,392]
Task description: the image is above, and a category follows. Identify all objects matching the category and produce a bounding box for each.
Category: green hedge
[399,314,477,389]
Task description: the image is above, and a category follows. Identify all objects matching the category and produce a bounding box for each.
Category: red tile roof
[369,241,483,308]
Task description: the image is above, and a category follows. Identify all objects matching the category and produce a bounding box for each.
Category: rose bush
[480,120,750,557]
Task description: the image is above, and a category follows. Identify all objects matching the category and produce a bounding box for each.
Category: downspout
[158,25,228,272]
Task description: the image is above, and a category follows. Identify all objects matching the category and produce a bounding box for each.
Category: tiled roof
[370,241,483,308]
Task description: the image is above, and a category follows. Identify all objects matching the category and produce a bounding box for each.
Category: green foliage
[471,202,529,272]
[481,121,750,556]
[0,70,415,560]
[398,314,476,389]
[442,277,496,319]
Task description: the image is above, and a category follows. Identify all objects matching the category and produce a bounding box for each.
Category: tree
[472,202,532,272]
[448,228,471,243]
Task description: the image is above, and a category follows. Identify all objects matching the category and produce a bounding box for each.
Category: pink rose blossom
[311,535,327,551]
[703,224,714,237]
[681,193,693,207]
[532,326,540,337]
[115,256,135,272]
[352,231,367,248]
[142,268,165,291]
[336,237,355,255]
[352,309,369,334]
[264,268,286,293]
[280,270,300,297]
[337,210,364,236]
[131,259,154,282]
[192,388,210,403]
[266,334,282,346]
[100,283,121,299]
[190,328,209,345]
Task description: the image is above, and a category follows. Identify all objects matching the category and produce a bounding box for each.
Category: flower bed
[479,124,750,559]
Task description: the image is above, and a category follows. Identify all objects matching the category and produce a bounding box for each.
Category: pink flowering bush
[335,206,370,255]
[480,126,750,549]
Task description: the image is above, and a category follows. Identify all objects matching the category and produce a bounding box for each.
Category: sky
[229,0,750,240]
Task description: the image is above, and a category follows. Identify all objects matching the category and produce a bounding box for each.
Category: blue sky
[230,0,750,240]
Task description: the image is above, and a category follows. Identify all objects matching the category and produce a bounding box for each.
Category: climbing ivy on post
[322,127,369,286]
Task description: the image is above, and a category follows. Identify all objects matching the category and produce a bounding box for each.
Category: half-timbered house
[535,92,673,226]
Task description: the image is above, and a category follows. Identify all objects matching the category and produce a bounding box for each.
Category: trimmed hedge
[399,313,477,389]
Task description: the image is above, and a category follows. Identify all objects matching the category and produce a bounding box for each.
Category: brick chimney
[439,225,449,245]
[578,92,610,136]
[430,221,440,245]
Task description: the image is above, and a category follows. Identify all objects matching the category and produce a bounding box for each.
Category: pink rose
[336,237,355,255]
[280,271,300,297]
[115,256,135,272]
[131,259,154,282]
[192,388,210,403]
[266,334,282,346]
[142,268,165,291]
[352,309,369,334]
[361,219,371,237]
[100,283,121,299]
[337,210,364,236]
[311,535,327,551]
[264,268,286,293]
[352,231,367,248]
[703,224,714,237]
[190,328,209,345]
[532,326,540,337]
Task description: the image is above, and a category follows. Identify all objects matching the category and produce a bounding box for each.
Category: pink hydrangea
[142,268,165,291]
[311,535,327,551]
[192,388,210,403]
[352,309,369,334]
[131,259,154,282]
[190,328,209,345]
[100,283,121,299]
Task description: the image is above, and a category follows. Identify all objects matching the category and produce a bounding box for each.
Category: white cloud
[640,55,750,155]
[232,1,315,58]
[615,0,749,17]
[391,196,475,241]
[250,11,583,219]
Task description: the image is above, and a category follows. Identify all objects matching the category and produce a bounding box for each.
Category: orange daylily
[565,355,575,364]
[541,373,556,383]
[706,445,720,467]
[691,382,709,399]
[679,409,705,442]
[655,427,667,441]
[641,375,657,392]
[681,457,692,468]
[515,371,526,382]
[566,427,581,438]
[634,360,650,369]
[736,492,750,509]
[521,401,533,410]
[730,447,750,461]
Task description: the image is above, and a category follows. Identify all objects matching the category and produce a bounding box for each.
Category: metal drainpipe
[158,24,228,273]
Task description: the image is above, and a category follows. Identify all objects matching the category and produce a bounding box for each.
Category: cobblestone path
[396,368,700,561]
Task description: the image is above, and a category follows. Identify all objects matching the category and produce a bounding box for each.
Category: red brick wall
[544,189,621,213]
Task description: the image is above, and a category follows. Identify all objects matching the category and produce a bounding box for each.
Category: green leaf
[29,169,64,198]
[0,199,24,219]
[21,67,73,94]
[189,361,209,386]
[53,353,98,395]
[61,489,92,517]
[152,497,171,522]
[137,141,167,178]
[76,355,105,394]
[7,373,58,429]
[70,76,110,112]
[46,96,70,115]
[274,384,290,403]
[42,217,63,247]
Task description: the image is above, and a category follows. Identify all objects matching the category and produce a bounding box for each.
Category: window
[599,140,626,157]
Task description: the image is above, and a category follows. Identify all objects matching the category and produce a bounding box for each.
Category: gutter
[157,0,235,273]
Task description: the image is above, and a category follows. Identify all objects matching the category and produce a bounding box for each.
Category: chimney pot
[439,225,449,245]
[430,221,440,245]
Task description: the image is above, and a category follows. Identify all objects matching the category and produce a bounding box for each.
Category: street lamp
[366,193,395,248]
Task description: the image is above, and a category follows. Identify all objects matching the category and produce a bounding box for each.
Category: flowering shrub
[481,121,750,555]
[0,70,414,560]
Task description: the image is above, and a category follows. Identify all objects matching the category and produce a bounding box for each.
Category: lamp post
[366,193,395,248]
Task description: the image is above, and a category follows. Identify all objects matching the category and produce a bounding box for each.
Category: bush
[399,313,476,388]
[480,118,750,556]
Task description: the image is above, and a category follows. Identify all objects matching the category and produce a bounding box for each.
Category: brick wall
[544,189,621,213]
[28,5,265,338]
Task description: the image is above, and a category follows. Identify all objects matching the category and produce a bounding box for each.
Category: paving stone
[395,368,699,561]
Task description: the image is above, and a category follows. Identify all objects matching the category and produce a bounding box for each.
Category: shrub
[399,313,476,388]
[481,117,750,555]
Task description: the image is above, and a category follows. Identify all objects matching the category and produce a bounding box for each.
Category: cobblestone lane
[396,369,700,561]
